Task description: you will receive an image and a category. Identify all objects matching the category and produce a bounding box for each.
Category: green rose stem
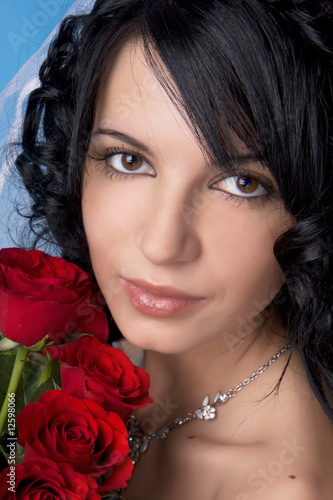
[0,345,29,440]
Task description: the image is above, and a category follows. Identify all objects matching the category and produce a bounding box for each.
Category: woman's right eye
[107,153,154,176]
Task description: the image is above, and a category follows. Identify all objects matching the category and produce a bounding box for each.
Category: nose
[135,189,201,266]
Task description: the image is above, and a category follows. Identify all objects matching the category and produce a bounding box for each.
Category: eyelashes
[88,147,155,179]
[87,146,279,207]
[209,172,278,207]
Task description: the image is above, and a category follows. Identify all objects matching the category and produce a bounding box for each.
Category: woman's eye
[213,175,267,198]
[108,153,153,175]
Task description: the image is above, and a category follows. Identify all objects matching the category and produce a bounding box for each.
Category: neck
[137,319,289,424]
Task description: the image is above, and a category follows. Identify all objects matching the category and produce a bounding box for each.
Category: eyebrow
[226,154,267,170]
[92,128,272,179]
[208,154,267,176]
[92,128,151,154]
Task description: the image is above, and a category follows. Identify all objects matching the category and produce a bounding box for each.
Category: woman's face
[82,43,293,354]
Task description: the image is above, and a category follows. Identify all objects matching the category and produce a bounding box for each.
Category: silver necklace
[127,344,290,465]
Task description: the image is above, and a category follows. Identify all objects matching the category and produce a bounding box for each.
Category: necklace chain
[127,344,290,465]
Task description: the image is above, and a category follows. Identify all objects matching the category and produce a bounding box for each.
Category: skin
[82,42,333,499]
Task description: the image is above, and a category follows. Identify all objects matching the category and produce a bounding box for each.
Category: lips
[120,278,205,318]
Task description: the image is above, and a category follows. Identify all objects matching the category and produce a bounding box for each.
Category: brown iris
[121,154,143,171]
[236,176,259,194]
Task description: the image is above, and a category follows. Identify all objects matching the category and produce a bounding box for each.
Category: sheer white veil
[0,0,95,249]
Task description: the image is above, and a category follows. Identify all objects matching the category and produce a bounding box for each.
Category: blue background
[0,0,74,92]
[0,1,93,249]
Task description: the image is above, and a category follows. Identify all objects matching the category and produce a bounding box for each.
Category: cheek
[206,209,287,307]
[82,178,113,267]
[82,172,290,321]
[81,178,141,293]
[82,172,145,237]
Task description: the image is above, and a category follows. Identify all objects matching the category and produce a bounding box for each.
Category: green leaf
[2,357,61,429]
[26,335,50,352]
[21,358,43,406]
[1,350,43,416]
[31,376,59,403]
[25,359,61,404]
[0,349,19,357]
[0,354,17,407]
[28,351,51,366]
[0,338,19,352]
[51,359,61,389]
[16,442,25,458]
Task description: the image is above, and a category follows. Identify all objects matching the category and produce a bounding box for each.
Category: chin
[114,319,199,355]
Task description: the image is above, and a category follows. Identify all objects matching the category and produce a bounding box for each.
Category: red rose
[16,390,133,490]
[47,336,153,420]
[0,459,100,499]
[0,248,108,346]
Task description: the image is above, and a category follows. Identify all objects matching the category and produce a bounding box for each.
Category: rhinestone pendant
[195,405,216,420]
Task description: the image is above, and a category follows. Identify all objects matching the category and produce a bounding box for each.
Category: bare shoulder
[238,422,333,500]
[213,403,333,500]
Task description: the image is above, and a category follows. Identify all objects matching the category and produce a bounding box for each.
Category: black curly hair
[15,0,333,420]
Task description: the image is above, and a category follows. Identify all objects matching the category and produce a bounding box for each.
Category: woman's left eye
[212,175,267,198]
[107,153,154,175]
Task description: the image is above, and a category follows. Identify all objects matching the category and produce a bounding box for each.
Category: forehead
[93,42,207,159]
[91,41,276,185]
[95,43,180,126]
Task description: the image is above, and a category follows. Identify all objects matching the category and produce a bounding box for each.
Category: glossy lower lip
[121,279,206,318]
